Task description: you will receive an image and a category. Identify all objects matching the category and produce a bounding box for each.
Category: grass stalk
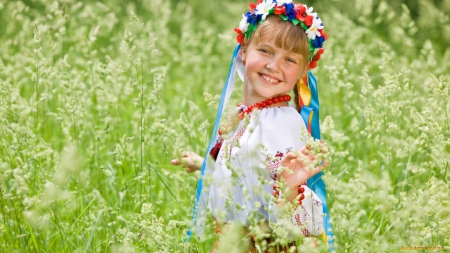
[33,23,40,135]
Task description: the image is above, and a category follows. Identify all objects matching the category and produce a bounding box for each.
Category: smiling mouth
[260,74,280,84]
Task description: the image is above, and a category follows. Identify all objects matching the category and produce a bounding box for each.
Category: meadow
[0,0,449,252]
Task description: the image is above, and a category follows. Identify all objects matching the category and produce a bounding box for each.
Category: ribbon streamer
[187,44,242,239]
[300,71,335,251]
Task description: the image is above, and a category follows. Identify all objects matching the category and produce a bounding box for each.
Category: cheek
[294,66,308,80]
[287,68,302,83]
[245,57,263,73]
[285,81,296,91]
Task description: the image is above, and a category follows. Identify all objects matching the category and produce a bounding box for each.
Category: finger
[291,157,306,168]
[181,157,190,166]
[307,153,315,163]
[310,159,329,176]
[186,168,197,173]
[320,158,329,169]
[310,166,322,176]
[280,152,298,166]
[321,142,328,153]
[182,156,196,166]
[171,159,180,165]
[284,152,298,160]
[296,151,312,162]
[300,146,308,155]
[311,161,327,175]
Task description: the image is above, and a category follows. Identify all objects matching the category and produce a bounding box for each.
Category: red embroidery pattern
[313,198,322,207]
[294,213,310,237]
[228,127,246,159]
[265,148,293,180]
[298,203,324,236]
[218,149,225,167]
[266,156,281,180]
[274,151,284,157]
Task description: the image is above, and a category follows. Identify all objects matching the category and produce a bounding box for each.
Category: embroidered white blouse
[209,106,324,237]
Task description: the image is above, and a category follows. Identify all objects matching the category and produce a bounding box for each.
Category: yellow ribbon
[298,75,312,107]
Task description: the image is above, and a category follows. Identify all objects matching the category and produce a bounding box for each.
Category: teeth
[262,75,278,83]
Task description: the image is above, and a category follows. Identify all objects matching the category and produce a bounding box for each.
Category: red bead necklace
[238,94,291,119]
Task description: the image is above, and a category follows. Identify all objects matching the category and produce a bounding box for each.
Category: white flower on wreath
[255,0,276,20]
[276,0,292,6]
[306,17,323,40]
[305,5,317,17]
[239,14,249,32]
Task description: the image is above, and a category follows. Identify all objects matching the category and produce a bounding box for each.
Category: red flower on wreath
[295,4,313,26]
[319,29,328,40]
[312,48,324,61]
[249,0,262,12]
[234,28,245,44]
[274,5,286,15]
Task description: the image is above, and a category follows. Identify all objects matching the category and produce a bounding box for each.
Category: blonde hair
[243,15,310,61]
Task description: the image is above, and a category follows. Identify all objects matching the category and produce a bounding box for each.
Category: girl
[172,1,333,251]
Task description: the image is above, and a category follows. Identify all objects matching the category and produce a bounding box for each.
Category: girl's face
[242,34,308,104]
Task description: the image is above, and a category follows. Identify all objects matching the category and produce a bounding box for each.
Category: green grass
[0,0,449,252]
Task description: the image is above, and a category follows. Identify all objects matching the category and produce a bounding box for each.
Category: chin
[256,89,286,99]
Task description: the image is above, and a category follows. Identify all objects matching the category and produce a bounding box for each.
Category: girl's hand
[279,142,329,201]
[171,152,204,173]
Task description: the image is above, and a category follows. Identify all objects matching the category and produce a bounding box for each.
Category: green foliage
[0,0,449,252]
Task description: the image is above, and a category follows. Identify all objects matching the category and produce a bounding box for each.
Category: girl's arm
[270,142,329,237]
[171,152,203,173]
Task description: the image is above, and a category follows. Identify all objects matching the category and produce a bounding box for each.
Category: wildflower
[234,28,245,44]
[273,5,286,15]
[244,11,259,25]
[255,0,275,20]
[239,14,249,32]
[312,35,326,48]
[284,3,296,20]
[306,17,323,40]
[295,4,313,26]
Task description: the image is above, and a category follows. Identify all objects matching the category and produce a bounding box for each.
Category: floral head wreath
[234,0,327,69]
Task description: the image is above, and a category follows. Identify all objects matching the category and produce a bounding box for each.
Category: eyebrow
[254,42,273,48]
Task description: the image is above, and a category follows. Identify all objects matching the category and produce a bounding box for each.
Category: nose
[266,56,282,72]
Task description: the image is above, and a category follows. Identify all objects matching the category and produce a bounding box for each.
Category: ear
[297,65,309,81]
[240,48,246,62]
[240,48,247,65]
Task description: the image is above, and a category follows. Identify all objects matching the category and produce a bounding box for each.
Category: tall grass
[0,0,449,252]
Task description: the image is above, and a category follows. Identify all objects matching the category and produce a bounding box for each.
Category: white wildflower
[239,15,249,32]
[255,0,275,20]
[306,17,323,40]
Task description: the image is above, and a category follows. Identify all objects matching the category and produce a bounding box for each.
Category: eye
[258,48,270,54]
[286,57,297,64]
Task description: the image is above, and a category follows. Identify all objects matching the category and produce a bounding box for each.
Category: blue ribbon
[187,44,241,239]
[303,71,335,251]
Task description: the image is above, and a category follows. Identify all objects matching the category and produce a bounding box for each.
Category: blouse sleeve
[249,107,324,237]
[290,186,324,237]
